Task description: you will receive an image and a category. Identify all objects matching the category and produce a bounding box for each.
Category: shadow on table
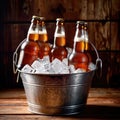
[56,105,120,119]
[75,105,120,119]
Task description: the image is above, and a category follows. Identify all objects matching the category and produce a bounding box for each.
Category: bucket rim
[18,67,96,76]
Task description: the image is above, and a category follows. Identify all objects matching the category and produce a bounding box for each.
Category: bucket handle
[89,41,102,77]
[13,38,26,74]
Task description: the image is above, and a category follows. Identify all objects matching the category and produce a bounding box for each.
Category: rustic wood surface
[0,88,120,120]
[0,0,120,88]
[3,0,112,21]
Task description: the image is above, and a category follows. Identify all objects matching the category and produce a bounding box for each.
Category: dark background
[0,0,120,89]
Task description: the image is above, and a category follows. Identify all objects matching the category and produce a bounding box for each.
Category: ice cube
[51,58,69,74]
[31,60,46,72]
[42,55,50,62]
[51,59,63,74]
[62,58,68,66]
[61,59,69,74]
[60,66,70,74]
[34,70,49,74]
[73,68,86,73]
[48,67,55,74]
[21,64,35,73]
[69,65,76,73]
[88,62,96,70]
[42,56,51,71]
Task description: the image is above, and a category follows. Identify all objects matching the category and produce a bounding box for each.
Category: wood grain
[0,88,120,119]
[1,0,120,88]
[111,22,120,50]
[3,0,113,21]
[94,22,110,50]
[111,0,120,20]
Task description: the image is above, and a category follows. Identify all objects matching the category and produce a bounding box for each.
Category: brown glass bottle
[84,22,92,63]
[50,18,68,61]
[38,17,51,59]
[17,16,41,69]
[68,21,89,71]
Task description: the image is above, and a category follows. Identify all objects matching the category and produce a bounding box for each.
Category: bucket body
[14,39,102,115]
[20,70,95,115]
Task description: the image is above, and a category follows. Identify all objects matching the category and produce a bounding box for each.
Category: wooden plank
[0,88,120,120]
[78,0,88,20]
[94,22,110,50]
[46,22,56,44]
[0,112,120,120]
[108,52,120,87]
[62,0,79,20]
[111,0,120,20]
[3,0,112,21]
[0,88,120,99]
[87,0,95,20]
[0,100,120,119]
[0,89,25,99]
[88,22,95,44]
[0,115,102,120]
[94,0,110,20]
[3,24,29,51]
[0,98,120,115]
[3,0,31,22]
[0,115,54,120]
[89,88,120,98]
[65,22,75,48]
[111,22,120,50]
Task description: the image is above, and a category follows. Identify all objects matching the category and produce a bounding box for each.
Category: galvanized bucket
[13,39,102,115]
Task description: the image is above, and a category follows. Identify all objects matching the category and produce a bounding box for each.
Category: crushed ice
[21,55,96,74]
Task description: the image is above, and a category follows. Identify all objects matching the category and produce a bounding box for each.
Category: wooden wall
[0,0,120,88]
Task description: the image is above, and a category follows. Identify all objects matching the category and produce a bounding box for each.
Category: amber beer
[17,16,41,69]
[39,33,48,42]
[50,18,68,61]
[18,35,40,68]
[68,21,89,71]
[55,35,66,46]
[38,32,51,59]
[84,22,92,63]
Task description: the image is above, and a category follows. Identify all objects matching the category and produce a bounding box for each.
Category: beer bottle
[17,16,40,69]
[50,18,68,61]
[38,17,51,59]
[84,22,92,63]
[68,21,89,71]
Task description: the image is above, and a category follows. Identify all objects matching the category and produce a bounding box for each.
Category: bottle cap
[76,21,84,24]
[56,18,64,21]
[84,22,88,30]
[76,21,84,28]
[32,16,45,20]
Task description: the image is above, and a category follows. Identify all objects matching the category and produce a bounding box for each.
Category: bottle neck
[84,30,89,51]
[27,21,39,41]
[73,25,85,52]
[53,19,66,47]
[27,18,48,42]
[73,40,85,52]
[54,34,66,47]
[39,20,48,42]
[84,23,89,51]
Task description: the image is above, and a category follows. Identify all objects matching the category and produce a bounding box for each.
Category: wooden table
[0,88,120,120]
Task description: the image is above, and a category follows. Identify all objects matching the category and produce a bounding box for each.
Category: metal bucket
[13,39,102,115]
